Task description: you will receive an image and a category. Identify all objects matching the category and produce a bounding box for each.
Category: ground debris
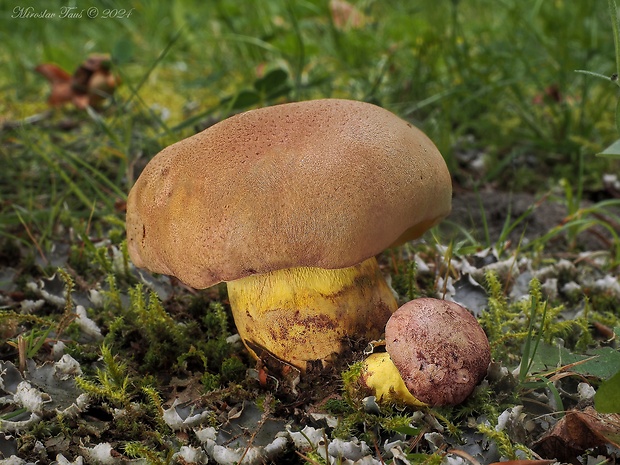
[533,406,620,463]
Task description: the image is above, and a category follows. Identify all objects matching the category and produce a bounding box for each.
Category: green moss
[590,289,620,320]
[141,385,169,432]
[63,341,101,366]
[256,393,280,413]
[124,441,172,465]
[323,398,351,415]
[72,343,178,452]
[330,410,366,440]
[96,276,250,399]
[202,301,230,339]
[390,258,421,301]
[452,382,498,422]
[221,356,246,384]
[480,271,596,367]
[75,344,131,408]
[201,372,222,392]
[380,414,422,436]
[67,243,91,277]
[341,361,365,406]
[479,271,522,352]
[477,423,531,460]
[300,450,328,465]
[332,362,431,445]
[409,453,445,465]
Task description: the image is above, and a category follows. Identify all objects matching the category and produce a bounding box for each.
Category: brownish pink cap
[126,99,452,289]
[385,298,491,406]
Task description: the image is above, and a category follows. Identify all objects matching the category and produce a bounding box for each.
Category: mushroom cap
[126,99,452,289]
[385,298,491,406]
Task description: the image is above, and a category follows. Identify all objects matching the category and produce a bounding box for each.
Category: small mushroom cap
[385,298,491,406]
[126,99,452,289]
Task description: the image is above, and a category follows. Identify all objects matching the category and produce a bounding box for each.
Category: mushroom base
[358,352,426,407]
[226,257,398,373]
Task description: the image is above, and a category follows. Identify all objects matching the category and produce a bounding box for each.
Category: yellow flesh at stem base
[226,257,398,372]
[360,352,426,407]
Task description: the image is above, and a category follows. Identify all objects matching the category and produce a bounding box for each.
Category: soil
[447,190,617,252]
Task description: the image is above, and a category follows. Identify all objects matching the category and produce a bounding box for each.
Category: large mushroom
[125,99,452,372]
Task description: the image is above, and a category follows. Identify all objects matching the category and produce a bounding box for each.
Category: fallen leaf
[595,369,620,413]
[71,54,120,108]
[533,406,620,462]
[34,64,73,106]
[34,63,71,83]
[35,54,120,109]
[529,341,620,380]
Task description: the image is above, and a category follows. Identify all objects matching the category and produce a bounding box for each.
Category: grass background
[1,0,619,264]
[2,1,619,217]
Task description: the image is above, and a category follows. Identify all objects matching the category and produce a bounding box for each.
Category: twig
[237,393,274,464]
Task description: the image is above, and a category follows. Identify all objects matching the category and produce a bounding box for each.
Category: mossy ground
[2,228,619,462]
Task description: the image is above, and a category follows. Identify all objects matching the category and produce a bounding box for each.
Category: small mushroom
[126,99,452,372]
[360,298,491,406]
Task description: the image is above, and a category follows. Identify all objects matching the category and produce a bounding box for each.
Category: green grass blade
[609,0,620,78]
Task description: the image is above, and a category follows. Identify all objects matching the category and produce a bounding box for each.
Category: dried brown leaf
[534,406,620,462]
[35,54,120,109]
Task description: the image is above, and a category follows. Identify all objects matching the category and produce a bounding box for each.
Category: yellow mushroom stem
[226,257,398,372]
[360,352,426,407]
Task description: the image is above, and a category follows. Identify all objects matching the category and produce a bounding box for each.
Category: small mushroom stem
[358,352,426,407]
[226,257,397,372]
